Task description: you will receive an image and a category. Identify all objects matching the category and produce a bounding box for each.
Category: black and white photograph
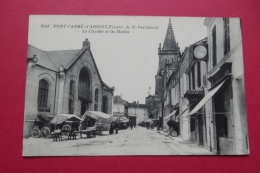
[23,15,249,156]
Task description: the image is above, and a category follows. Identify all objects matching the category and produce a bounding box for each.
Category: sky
[28,15,207,104]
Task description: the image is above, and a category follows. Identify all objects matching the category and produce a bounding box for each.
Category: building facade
[24,39,114,137]
[145,93,160,120]
[203,17,248,154]
[128,101,148,126]
[113,95,128,117]
[152,18,248,155]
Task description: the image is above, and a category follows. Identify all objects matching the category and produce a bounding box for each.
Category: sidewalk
[153,129,214,155]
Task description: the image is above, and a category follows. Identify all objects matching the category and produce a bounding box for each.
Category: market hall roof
[27,44,80,71]
[27,39,114,90]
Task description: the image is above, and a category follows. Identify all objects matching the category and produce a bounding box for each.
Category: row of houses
[150,18,248,155]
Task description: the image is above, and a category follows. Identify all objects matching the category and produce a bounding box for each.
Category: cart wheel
[41,126,51,138]
[61,125,71,136]
[31,128,41,138]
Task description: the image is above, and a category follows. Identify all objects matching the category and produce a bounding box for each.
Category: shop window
[38,79,49,107]
[224,18,230,55]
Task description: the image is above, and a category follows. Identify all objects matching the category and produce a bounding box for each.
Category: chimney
[83,39,90,49]
[148,87,151,95]
[137,101,139,106]
[120,93,122,99]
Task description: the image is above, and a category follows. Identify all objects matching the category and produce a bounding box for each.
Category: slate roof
[113,96,128,106]
[27,44,81,71]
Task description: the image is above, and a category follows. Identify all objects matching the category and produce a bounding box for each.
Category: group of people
[109,120,136,134]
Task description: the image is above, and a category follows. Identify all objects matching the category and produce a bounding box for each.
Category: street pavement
[23,126,185,156]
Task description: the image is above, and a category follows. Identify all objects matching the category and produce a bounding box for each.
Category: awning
[82,111,112,120]
[50,114,83,124]
[187,80,226,116]
[164,110,177,120]
[175,103,194,120]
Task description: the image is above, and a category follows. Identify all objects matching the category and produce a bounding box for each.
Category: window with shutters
[197,61,201,87]
[212,26,217,67]
[192,66,195,90]
[224,18,230,55]
[38,79,49,107]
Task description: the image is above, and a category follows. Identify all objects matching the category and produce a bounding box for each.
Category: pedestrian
[114,121,119,134]
[167,120,175,136]
[109,122,114,135]
[129,121,133,130]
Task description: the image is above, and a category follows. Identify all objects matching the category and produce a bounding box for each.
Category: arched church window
[78,68,91,100]
[38,79,49,107]
[69,81,75,113]
[102,96,108,113]
[94,89,99,111]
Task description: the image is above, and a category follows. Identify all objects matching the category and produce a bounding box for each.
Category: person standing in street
[114,121,119,134]
[129,121,133,130]
[109,122,114,134]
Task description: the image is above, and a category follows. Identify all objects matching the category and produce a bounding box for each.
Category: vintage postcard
[23,15,249,156]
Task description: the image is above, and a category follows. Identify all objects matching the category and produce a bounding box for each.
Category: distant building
[24,39,114,137]
[145,94,160,120]
[128,101,148,126]
[113,95,128,117]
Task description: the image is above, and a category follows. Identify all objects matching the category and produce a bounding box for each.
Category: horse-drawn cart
[30,113,55,138]
[49,114,83,140]
[30,113,83,139]
[79,111,112,138]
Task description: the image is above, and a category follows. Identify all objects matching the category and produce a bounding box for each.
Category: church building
[24,39,114,137]
[155,19,181,128]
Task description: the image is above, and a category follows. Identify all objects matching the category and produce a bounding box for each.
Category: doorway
[214,81,232,154]
[198,113,204,146]
[81,100,89,115]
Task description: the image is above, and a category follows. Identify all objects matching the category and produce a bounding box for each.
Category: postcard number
[41,24,49,28]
